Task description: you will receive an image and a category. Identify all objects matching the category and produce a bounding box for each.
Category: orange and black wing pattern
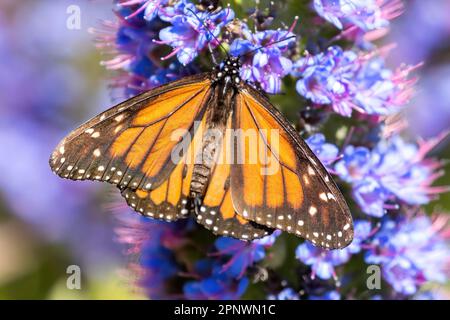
[194,115,273,240]
[119,113,207,221]
[230,84,354,249]
[50,74,212,193]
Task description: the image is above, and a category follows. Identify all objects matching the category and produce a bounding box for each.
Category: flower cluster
[335,134,448,217]
[292,46,416,117]
[91,0,450,300]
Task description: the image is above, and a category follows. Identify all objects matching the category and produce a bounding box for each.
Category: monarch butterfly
[49,28,353,250]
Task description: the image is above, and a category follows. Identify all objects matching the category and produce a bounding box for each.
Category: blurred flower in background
[0,0,449,300]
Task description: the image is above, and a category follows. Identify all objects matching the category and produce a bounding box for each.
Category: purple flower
[230,26,296,93]
[183,259,249,300]
[335,135,448,217]
[309,290,341,300]
[365,215,449,295]
[156,0,234,65]
[313,0,403,32]
[116,216,189,299]
[268,288,300,300]
[214,231,280,278]
[292,46,416,117]
[306,133,340,165]
[296,221,372,280]
[118,0,169,21]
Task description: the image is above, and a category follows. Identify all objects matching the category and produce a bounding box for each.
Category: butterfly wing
[231,84,353,249]
[50,74,212,192]
[193,113,273,240]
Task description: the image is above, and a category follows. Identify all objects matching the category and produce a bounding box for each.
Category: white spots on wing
[223,230,229,235]
[118,107,125,112]
[115,114,124,122]
[99,114,106,121]
[98,166,105,171]
[303,175,310,185]
[307,165,315,176]
[114,125,123,134]
[243,210,248,218]
[327,193,336,201]
[93,148,101,157]
[197,214,203,220]
[277,215,284,220]
[313,232,319,238]
[276,224,282,229]
[213,226,218,232]
[78,169,85,174]
[210,210,216,216]
[206,218,213,225]
[117,171,123,176]
[256,217,262,222]
[200,206,206,213]
[242,234,249,239]
[297,220,304,226]
[91,131,100,138]
[110,167,116,171]
[324,176,330,182]
[59,146,65,154]
[85,128,94,134]
[343,223,350,231]
[326,234,332,240]
[67,166,73,171]
[287,226,292,231]
[181,208,189,215]
[338,231,343,238]
[144,183,152,190]
[60,158,65,163]
[319,192,328,202]
[309,206,317,216]
[296,230,301,235]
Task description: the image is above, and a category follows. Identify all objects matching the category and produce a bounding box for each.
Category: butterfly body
[50,55,354,249]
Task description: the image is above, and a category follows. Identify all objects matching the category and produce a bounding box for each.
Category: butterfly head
[215,56,242,85]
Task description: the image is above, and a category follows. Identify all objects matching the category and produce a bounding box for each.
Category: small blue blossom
[156,0,234,65]
[184,259,249,300]
[365,215,449,296]
[309,290,341,300]
[292,46,415,117]
[313,0,400,32]
[335,136,447,217]
[214,231,280,278]
[230,26,296,93]
[296,221,372,280]
[306,133,340,165]
[268,288,300,300]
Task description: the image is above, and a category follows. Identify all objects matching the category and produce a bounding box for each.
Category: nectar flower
[293,46,417,117]
[183,259,249,300]
[230,25,296,94]
[156,0,234,65]
[213,231,280,278]
[365,215,450,295]
[335,135,448,217]
[313,0,403,33]
[296,221,372,280]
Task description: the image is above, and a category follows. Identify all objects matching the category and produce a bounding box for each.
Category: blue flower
[184,259,249,300]
[306,133,340,165]
[230,26,296,93]
[365,215,449,296]
[309,290,341,300]
[292,46,415,117]
[268,288,300,300]
[214,231,280,278]
[156,0,234,65]
[295,220,372,280]
[335,136,447,217]
[313,0,400,32]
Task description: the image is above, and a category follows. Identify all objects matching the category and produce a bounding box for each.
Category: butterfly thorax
[190,58,241,200]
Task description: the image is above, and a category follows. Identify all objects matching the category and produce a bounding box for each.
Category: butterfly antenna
[187,8,230,60]
[238,35,296,59]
